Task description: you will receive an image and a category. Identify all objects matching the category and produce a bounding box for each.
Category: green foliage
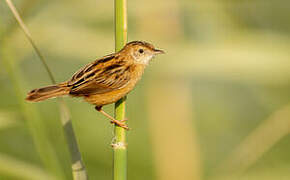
[1,0,290,179]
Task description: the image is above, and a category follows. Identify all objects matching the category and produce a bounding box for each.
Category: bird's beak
[153,49,165,55]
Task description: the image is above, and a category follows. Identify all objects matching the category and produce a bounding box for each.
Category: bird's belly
[83,83,135,106]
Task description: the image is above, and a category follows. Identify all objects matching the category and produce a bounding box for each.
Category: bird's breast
[84,64,145,106]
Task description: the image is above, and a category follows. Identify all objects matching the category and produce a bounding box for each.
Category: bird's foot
[110,119,129,130]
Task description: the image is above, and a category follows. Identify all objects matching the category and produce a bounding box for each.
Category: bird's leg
[95,106,129,130]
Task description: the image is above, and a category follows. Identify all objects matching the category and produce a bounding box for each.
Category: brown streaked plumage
[26,41,164,129]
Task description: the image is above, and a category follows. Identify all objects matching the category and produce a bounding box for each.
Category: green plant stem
[113,0,128,180]
[58,100,88,180]
[5,0,88,179]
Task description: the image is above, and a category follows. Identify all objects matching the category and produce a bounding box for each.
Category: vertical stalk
[114,0,127,180]
[58,100,88,180]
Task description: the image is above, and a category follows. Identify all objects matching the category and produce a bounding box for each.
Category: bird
[26,41,164,129]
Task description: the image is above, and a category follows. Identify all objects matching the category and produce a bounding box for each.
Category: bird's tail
[26,83,70,102]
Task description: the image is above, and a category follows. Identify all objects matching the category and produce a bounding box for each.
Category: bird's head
[120,41,164,65]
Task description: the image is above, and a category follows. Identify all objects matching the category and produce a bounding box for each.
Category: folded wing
[68,55,131,95]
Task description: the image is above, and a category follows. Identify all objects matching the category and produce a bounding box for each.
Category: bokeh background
[1,0,290,179]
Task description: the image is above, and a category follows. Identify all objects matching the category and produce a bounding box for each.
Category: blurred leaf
[0,110,18,130]
[0,153,55,180]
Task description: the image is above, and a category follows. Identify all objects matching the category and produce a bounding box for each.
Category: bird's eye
[138,49,144,54]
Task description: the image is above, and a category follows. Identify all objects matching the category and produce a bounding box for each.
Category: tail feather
[26,84,70,102]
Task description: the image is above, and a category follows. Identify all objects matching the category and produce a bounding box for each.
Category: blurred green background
[1,0,290,179]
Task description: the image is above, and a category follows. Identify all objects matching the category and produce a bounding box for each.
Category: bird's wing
[67,54,131,95]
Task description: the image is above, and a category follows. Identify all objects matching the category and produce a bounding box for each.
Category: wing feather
[68,54,131,95]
